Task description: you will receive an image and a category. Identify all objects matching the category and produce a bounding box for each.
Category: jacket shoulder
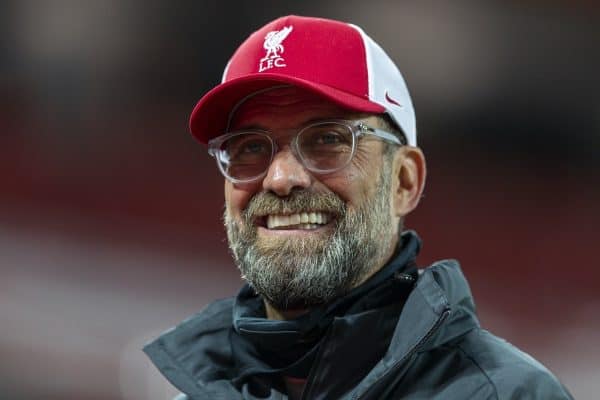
[143,297,236,398]
[187,297,235,327]
[458,329,573,399]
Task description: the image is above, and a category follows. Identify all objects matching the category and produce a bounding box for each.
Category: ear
[392,146,427,218]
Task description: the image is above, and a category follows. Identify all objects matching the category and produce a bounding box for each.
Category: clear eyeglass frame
[207,119,406,184]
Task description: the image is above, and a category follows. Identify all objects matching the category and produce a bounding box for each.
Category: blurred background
[1,0,599,398]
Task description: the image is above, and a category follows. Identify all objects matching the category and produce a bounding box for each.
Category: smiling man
[144,16,572,399]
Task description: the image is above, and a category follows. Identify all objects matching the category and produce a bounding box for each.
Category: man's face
[223,86,401,310]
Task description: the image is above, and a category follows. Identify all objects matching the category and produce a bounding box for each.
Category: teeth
[266,212,331,229]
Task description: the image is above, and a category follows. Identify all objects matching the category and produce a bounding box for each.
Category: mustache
[243,190,345,220]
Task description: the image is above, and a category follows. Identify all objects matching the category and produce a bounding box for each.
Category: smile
[263,211,332,230]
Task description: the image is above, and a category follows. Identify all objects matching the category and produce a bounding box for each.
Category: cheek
[319,175,371,211]
[324,158,383,207]
[225,181,259,218]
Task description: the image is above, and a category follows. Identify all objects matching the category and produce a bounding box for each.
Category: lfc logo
[259,26,293,72]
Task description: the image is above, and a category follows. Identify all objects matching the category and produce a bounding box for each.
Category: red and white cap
[189,15,416,146]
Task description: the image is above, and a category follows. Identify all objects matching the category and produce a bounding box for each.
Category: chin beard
[224,166,394,310]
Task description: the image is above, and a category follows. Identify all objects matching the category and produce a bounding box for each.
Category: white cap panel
[349,24,417,146]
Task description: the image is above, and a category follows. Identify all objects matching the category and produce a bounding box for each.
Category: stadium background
[1,1,598,398]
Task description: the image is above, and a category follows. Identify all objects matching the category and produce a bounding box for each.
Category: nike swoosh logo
[385,91,403,107]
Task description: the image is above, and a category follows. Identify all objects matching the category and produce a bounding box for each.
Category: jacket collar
[348,260,480,399]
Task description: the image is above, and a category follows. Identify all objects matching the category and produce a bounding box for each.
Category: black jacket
[144,234,573,399]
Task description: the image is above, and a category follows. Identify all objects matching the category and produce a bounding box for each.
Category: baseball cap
[189,15,417,146]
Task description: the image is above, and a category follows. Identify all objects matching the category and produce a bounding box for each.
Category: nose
[262,147,311,196]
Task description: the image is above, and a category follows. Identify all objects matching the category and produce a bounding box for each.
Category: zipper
[351,307,450,400]
[299,324,338,400]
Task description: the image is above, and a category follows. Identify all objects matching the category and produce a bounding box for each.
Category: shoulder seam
[455,342,500,400]
[156,340,203,396]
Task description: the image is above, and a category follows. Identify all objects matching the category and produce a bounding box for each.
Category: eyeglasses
[208,119,405,183]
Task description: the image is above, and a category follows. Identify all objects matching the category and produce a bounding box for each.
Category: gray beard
[224,163,394,310]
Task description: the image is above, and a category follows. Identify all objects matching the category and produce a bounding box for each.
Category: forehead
[228,86,369,131]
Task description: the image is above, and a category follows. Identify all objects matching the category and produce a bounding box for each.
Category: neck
[265,301,307,320]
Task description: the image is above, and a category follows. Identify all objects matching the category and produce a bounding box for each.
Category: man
[144,15,573,399]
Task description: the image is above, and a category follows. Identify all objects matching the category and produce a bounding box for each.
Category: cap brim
[189,73,385,144]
